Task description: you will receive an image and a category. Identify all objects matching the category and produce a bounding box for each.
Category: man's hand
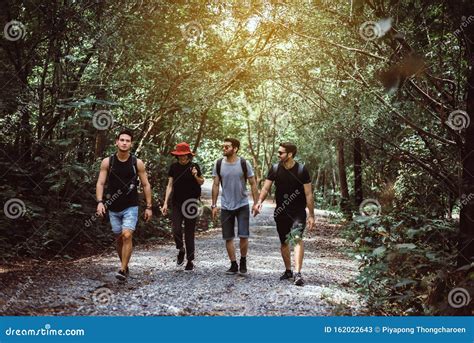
[161,204,168,216]
[144,208,152,222]
[191,166,198,177]
[96,203,106,217]
[211,207,218,221]
[306,216,315,230]
[252,202,262,217]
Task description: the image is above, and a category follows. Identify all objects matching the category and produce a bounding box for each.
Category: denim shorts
[109,206,139,235]
[220,204,250,240]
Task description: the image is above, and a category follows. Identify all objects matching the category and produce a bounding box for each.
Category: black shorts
[274,210,306,244]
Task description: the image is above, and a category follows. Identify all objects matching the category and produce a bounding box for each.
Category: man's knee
[122,229,133,240]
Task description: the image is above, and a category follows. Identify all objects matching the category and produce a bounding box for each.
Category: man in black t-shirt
[255,142,315,286]
[161,142,204,271]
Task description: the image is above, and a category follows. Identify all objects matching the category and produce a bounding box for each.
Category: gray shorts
[220,204,250,240]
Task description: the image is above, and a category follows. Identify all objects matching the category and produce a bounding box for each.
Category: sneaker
[294,272,304,286]
[177,249,185,266]
[239,257,247,274]
[225,261,239,275]
[185,261,194,271]
[125,266,129,276]
[279,270,293,280]
[115,269,127,281]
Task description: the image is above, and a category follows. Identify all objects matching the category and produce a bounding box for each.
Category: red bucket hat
[170,142,195,156]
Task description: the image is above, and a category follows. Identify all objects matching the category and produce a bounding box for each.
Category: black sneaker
[185,261,194,271]
[239,257,247,274]
[177,249,185,266]
[294,272,304,286]
[225,262,239,275]
[115,269,127,281]
[125,266,129,276]
[280,270,293,280]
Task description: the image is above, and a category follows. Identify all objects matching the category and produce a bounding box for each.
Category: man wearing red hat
[161,142,204,271]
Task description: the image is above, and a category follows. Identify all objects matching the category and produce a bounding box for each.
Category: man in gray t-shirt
[211,138,259,275]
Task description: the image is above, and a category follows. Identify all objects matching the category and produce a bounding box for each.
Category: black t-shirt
[106,155,139,212]
[266,162,311,215]
[168,161,202,204]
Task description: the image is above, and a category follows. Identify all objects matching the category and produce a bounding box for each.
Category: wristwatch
[146,204,152,210]
[211,204,217,209]
[97,200,103,204]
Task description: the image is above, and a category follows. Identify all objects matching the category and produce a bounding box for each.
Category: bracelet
[97,200,103,204]
[146,205,152,209]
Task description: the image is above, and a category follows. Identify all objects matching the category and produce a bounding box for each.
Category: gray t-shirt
[212,157,254,210]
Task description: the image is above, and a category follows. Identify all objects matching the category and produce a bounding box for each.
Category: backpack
[216,157,248,184]
[271,161,305,181]
[108,154,139,191]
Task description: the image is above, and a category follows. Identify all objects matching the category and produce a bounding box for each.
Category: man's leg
[221,208,236,261]
[226,239,236,261]
[276,214,292,270]
[116,234,123,262]
[121,229,133,272]
[184,217,197,261]
[237,205,250,258]
[280,243,291,270]
[171,205,185,255]
[294,240,304,273]
[239,238,248,257]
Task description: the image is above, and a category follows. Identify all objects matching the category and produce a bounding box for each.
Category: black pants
[171,202,197,261]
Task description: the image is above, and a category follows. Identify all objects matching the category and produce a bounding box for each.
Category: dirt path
[0,181,364,316]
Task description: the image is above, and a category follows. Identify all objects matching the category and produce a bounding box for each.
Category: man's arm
[211,176,220,220]
[254,179,273,215]
[95,158,109,216]
[248,176,259,203]
[161,177,173,215]
[303,182,315,229]
[137,159,152,221]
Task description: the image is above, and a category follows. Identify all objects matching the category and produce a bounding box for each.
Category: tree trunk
[458,63,474,267]
[354,136,363,207]
[337,137,352,220]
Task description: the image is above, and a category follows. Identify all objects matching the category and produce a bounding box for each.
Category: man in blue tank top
[95,129,153,281]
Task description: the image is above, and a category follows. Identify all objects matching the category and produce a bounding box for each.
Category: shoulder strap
[297,162,304,179]
[272,162,279,176]
[108,154,115,177]
[240,157,248,181]
[216,158,223,183]
[131,155,137,177]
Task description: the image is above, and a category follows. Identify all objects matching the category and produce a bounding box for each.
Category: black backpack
[216,157,248,184]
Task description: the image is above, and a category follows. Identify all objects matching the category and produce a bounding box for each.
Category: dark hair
[224,137,240,151]
[280,142,297,157]
[116,129,133,141]
[174,154,193,160]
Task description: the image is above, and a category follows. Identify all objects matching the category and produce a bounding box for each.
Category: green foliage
[342,212,472,315]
